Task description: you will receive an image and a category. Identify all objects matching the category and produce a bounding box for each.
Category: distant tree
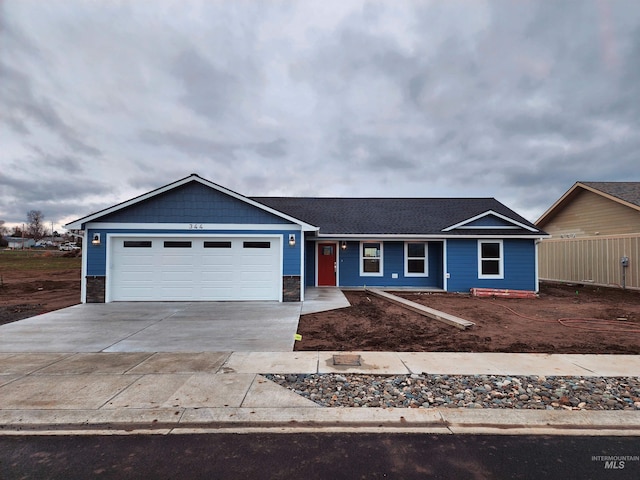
[0,221,6,247]
[26,210,46,241]
[11,226,22,237]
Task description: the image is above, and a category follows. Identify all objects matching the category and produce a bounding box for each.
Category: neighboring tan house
[65,174,548,303]
[536,181,640,289]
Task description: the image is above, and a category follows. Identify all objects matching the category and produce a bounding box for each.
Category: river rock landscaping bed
[264,373,640,410]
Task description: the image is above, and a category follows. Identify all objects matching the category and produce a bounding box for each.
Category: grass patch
[0,250,81,271]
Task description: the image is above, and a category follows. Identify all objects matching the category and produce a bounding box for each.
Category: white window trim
[360,241,384,277]
[404,242,429,277]
[478,239,504,279]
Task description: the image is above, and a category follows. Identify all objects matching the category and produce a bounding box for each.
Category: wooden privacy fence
[538,234,640,290]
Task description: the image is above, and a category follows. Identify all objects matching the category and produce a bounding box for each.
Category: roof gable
[536,181,640,227]
[442,210,538,232]
[66,174,316,230]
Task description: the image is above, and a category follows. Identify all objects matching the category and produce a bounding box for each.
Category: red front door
[317,243,337,286]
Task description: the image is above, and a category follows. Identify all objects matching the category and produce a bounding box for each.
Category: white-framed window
[360,241,383,276]
[405,242,429,277]
[478,240,504,279]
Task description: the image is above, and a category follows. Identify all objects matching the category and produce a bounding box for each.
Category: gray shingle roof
[581,182,640,207]
[251,197,544,236]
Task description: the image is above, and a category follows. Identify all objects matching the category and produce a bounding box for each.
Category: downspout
[534,238,541,293]
[443,239,448,292]
[299,229,305,302]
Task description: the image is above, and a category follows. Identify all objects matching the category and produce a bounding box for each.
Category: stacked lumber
[470,288,537,299]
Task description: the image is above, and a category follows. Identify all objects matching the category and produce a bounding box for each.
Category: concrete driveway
[0,302,302,353]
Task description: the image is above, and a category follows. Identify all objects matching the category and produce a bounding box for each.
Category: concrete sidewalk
[1,351,639,436]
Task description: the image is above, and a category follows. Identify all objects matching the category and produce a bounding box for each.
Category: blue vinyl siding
[336,241,443,288]
[446,238,536,292]
[86,228,300,276]
[97,181,288,224]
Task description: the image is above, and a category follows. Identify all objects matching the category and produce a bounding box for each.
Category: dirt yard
[0,250,81,325]
[295,284,640,354]
[2,250,640,353]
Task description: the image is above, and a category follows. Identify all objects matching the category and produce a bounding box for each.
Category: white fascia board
[84,222,305,231]
[442,210,539,232]
[65,174,318,231]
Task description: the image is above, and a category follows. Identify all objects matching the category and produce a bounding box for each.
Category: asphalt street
[1,433,639,479]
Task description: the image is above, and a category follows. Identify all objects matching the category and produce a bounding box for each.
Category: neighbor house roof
[579,182,640,207]
[252,197,545,237]
[536,181,640,227]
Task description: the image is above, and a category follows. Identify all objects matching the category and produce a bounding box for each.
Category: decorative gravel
[264,374,640,410]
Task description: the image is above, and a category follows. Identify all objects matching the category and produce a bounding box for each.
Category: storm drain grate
[332,354,362,366]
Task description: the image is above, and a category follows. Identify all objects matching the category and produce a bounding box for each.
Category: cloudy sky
[2,0,639,231]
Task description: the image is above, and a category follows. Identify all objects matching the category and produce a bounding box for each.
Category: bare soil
[0,253,81,325]
[295,283,640,354]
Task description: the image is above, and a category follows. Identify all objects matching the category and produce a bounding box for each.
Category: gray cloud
[0,63,102,156]
[1,0,639,227]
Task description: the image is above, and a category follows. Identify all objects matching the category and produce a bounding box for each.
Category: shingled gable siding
[464,215,516,227]
[446,238,537,292]
[319,240,443,288]
[97,181,288,224]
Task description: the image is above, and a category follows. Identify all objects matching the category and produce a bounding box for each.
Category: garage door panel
[161,256,195,266]
[110,236,281,301]
[118,256,154,266]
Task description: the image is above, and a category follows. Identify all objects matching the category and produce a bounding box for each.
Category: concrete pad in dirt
[126,352,231,374]
[105,373,256,409]
[318,352,409,374]
[0,374,139,409]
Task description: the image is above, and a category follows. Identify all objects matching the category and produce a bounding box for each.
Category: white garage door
[109,236,281,301]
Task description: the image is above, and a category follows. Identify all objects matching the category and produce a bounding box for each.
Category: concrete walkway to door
[0,302,302,353]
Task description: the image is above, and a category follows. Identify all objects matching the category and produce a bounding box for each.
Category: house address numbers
[188,224,205,230]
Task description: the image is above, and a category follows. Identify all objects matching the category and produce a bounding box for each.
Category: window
[405,242,428,276]
[243,241,271,249]
[164,241,192,248]
[478,240,503,278]
[360,242,383,276]
[322,246,334,256]
[124,241,152,248]
[204,241,232,248]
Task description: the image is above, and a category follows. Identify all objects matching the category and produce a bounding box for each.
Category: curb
[2,408,639,436]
